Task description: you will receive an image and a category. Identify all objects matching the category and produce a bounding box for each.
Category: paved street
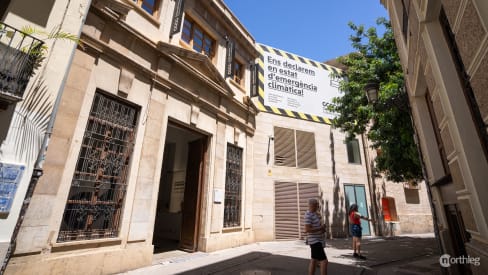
[120,234,441,274]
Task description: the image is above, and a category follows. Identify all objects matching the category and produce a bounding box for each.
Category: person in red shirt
[348,203,372,260]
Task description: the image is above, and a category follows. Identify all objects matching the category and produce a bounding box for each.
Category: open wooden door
[179,138,206,251]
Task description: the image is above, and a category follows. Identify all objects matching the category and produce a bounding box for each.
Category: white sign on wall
[259,44,341,120]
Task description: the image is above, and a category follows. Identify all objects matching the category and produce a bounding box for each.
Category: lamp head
[364,82,379,104]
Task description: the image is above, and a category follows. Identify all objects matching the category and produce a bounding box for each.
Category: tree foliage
[329,18,423,182]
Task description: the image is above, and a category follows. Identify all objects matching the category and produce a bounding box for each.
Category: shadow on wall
[0,79,52,161]
[327,129,346,238]
[369,159,381,236]
[377,179,390,236]
[7,0,56,27]
[323,193,330,238]
[0,104,15,156]
[331,177,346,238]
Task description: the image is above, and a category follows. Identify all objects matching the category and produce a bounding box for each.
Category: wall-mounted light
[266,135,274,165]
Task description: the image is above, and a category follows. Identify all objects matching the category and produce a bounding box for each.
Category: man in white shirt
[304,198,328,275]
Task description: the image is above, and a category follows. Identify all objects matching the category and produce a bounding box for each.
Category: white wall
[0,0,91,262]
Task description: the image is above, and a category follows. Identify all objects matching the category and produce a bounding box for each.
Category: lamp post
[361,81,381,236]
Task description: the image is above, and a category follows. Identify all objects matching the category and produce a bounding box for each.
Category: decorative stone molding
[118,67,134,98]
[93,0,132,18]
[190,103,200,126]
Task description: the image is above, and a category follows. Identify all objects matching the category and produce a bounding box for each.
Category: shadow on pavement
[327,236,440,269]
[177,252,365,275]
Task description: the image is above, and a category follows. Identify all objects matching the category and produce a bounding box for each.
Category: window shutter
[225,40,235,78]
[170,0,185,38]
[296,130,317,169]
[274,182,299,239]
[274,127,296,167]
[250,63,259,97]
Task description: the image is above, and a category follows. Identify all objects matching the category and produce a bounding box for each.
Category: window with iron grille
[223,143,243,228]
[181,16,215,58]
[58,92,138,242]
[274,126,317,169]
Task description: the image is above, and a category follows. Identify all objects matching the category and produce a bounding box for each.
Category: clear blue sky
[224,0,389,62]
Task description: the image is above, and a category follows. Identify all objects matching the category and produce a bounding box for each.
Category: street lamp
[364,82,410,112]
[362,81,381,236]
[364,82,379,104]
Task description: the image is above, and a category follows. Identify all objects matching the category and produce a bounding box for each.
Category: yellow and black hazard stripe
[255,44,342,125]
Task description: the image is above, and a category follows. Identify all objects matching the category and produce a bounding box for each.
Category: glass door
[344,184,371,236]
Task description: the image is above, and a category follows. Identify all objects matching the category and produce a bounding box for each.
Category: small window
[346,138,361,164]
[133,0,160,16]
[181,17,215,58]
[232,60,244,85]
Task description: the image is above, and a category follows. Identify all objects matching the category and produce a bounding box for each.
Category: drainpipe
[0,1,92,273]
[361,133,381,236]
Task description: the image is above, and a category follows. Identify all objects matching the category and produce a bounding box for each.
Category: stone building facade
[381,0,488,274]
[362,141,434,237]
[5,0,258,274]
[252,109,434,242]
[251,45,433,242]
[1,0,435,274]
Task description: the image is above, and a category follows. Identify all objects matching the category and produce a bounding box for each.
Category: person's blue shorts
[351,224,362,238]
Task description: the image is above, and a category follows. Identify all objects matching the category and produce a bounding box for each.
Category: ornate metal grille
[223,144,243,228]
[58,92,138,242]
[0,22,44,103]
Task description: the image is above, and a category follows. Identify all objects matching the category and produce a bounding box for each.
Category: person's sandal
[353,253,359,258]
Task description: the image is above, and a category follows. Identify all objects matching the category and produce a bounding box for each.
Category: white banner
[261,47,341,119]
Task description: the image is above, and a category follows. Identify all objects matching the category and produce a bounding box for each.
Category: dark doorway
[153,122,207,253]
[0,0,11,20]
[445,204,471,274]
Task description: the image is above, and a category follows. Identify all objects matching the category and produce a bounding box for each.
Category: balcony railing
[0,22,44,107]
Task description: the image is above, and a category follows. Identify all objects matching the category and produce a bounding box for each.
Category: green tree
[329,18,423,182]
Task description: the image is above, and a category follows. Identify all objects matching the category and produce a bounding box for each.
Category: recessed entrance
[153,122,207,253]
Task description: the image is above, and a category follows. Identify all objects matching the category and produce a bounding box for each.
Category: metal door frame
[344,183,371,236]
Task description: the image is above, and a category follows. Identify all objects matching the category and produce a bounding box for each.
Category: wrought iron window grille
[223,144,243,228]
[58,92,138,242]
